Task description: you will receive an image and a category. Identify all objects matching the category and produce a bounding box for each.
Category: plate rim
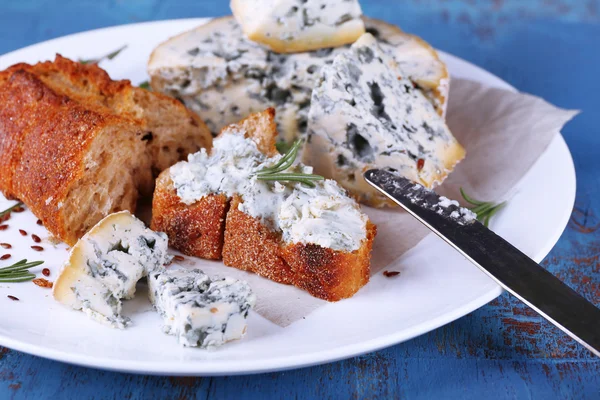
[0,18,576,375]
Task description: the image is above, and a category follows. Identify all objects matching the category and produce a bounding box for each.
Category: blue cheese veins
[53,211,171,328]
[231,0,365,53]
[169,129,368,251]
[148,16,448,143]
[303,33,465,207]
[148,268,256,348]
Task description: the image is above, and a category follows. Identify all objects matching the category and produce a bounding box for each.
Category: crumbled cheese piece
[148,268,255,348]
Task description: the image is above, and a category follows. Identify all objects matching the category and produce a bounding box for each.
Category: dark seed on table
[12,206,24,213]
[0,243,11,249]
[173,255,185,262]
[0,214,9,223]
[19,229,27,236]
[36,219,43,226]
[0,225,8,231]
[30,245,44,251]
[31,234,41,243]
[0,254,11,260]
[7,295,19,301]
[42,268,50,277]
[383,270,400,277]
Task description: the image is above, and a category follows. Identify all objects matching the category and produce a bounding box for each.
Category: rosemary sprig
[460,188,506,227]
[275,141,293,154]
[0,259,43,283]
[138,81,151,90]
[80,45,127,65]
[254,139,324,188]
[0,202,23,218]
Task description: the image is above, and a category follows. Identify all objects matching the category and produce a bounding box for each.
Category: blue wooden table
[1,1,599,398]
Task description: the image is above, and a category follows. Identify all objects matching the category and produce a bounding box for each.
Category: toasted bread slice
[0,56,212,244]
[223,196,377,300]
[152,108,376,301]
[151,108,278,259]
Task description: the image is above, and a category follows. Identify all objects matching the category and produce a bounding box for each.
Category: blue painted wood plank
[0,0,599,398]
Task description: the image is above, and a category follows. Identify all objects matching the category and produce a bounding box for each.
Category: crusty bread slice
[223,196,377,301]
[151,108,278,260]
[151,108,377,301]
[0,56,213,245]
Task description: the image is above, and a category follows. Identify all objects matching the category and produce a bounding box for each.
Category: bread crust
[0,55,212,244]
[151,172,228,260]
[0,70,145,245]
[223,196,377,301]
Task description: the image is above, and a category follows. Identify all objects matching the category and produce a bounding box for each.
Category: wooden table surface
[0,0,599,398]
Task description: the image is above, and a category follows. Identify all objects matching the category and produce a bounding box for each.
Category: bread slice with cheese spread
[147,15,448,145]
[0,56,212,245]
[152,109,376,301]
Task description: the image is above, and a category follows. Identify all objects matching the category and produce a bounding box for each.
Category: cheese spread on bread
[148,267,255,348]
[231,0,365,53]
[170,129,368,251]
[53,212,171,328]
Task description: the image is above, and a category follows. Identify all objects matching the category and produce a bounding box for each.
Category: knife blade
[364,169,600,357]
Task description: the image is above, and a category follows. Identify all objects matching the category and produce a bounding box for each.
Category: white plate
[0,19,576,376]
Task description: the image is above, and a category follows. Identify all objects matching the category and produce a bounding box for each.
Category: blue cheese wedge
[148,16,448,144]
[231,0,365,53]
[147,268,256,348]
[53,211,171,328]
[303,33,465,207]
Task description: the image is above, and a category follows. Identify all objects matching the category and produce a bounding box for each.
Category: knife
[364,169,600,357]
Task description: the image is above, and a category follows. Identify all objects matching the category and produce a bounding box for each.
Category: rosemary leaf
[257,140,302,175]
[460,188,506,227]
[0,274,36,283]
[0,202,23,218]
[80,45,127,65]
[138,81,151,90]
[0,259,44,283]
[459,188,485,206]
[254,139,324,187]
[275,141,293,154]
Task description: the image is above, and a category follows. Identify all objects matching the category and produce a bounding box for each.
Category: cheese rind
[147,268,255,348]
[304,33,464,207]
[148,16,448,143]
[231,0,365,53]
[53,211,171,328]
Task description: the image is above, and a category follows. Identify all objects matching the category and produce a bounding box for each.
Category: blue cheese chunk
[53,211,171,328]
[231,0,365,53]
[303,33,465,207]
[148,16,448,143]
[147,268,256,348]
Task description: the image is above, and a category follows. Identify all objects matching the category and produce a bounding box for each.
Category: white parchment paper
[180,78,579,327]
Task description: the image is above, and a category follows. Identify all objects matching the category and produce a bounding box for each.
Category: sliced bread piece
[231,0,365,53]
[0,56,212,244]
[303,33,464,207]
[151,109,376,301]
[148,16,448,144]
